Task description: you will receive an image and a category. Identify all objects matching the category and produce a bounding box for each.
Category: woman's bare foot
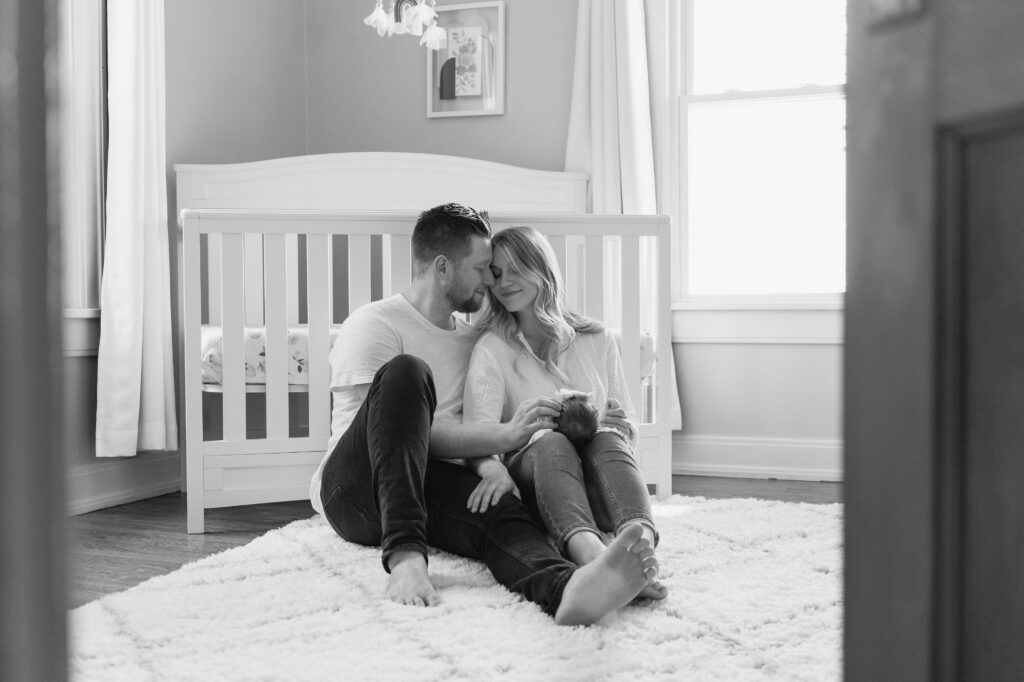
[631,525,668,601]
[554,524,653,625]
[385,551,440,607]
[636,578,669,601]
[567,526,668,602]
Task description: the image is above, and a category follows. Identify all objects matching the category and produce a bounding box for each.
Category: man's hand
[502,396,562,449]
[467,457,519,513]
[600,397,635,443]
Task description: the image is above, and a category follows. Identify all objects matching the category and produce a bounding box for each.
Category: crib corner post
[186,493,205,534]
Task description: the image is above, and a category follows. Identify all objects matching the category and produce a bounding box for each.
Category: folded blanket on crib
[201,326,342,386]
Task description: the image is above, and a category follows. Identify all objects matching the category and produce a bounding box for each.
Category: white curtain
[565,0,681,429]
[95,0,178,457]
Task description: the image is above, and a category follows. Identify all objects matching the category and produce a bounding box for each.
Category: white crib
[176,152,672,533]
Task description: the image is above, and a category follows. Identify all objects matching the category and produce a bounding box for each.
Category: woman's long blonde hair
[476,226,603,380]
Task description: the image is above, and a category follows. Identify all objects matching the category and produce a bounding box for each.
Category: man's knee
[374,354,435,400]
[379,353,432,383]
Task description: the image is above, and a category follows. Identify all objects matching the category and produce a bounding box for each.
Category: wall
[673,303,843,481]
[304,0,577,170]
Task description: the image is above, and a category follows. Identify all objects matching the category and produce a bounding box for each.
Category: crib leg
[187,492,205,534]
[185,439,205,533]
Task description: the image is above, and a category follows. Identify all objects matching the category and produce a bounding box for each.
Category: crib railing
[179,210,672,532]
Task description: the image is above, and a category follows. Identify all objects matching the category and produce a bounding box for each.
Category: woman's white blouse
[463,327,638,454]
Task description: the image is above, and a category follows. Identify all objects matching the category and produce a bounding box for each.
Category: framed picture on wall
[426,1,505,118]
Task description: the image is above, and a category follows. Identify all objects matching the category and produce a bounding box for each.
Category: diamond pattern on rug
[70,495,842,682]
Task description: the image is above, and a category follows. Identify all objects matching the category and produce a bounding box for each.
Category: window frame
[668,0,846,309]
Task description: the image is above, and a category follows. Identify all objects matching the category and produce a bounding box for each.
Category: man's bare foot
[385,551,440,607]
[554,523,654,625]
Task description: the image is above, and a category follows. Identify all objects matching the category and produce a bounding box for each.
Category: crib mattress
[201,325,341,387]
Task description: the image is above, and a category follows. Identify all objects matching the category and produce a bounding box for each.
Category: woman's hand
[502,396,562,449]
[600,398,635,443]
[467,457,519,513]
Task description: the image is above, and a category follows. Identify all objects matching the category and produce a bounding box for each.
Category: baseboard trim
[672,434,843,482]
[66,451,182,516]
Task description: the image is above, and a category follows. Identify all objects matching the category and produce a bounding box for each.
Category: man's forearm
[428,419,518,460]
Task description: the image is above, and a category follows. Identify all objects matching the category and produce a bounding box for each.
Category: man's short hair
[412,203,492,269]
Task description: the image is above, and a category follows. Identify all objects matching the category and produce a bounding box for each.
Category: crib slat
[286,234,299,325]
[264,234,289,439]
[564,237,583,313]
[220,233,246,441]
[584,235,604,320]
[620,234,642,422]
[244,234,264,325]
[547,235,567,282]
[385,234,412,296]
[348,234,372,311]
[306,234,331,439]
[207,234,222,325]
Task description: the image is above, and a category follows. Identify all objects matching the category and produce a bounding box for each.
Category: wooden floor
[67,475,841,609]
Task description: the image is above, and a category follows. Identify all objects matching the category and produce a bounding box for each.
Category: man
[309,203,656,625]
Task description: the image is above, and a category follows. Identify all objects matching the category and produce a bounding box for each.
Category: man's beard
[446,284,484,314]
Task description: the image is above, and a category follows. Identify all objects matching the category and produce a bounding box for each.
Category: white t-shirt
[309,294,481,514]
[463,327,637,454]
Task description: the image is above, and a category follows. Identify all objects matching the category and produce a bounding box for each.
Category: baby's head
[553,389,599,450]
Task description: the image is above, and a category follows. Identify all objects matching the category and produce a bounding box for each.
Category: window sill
[63,309,100,356]
[64,308,101,319]
[671,293,844,312]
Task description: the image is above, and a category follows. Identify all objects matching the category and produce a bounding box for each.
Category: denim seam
[588,454,625,532]
[556,521,599,555]
[323,484,382,528]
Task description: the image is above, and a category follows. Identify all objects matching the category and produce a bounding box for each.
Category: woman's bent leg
[580,431,658,544]
[505,432,602,554]
[319,354,437,571]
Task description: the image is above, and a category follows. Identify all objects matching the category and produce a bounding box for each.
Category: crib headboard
[175,152,672,533]
[176,152,588,213]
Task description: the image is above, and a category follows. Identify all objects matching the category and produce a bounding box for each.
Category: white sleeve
[330,310,401,389]
[463,342,506,426]
[604,329,639,444]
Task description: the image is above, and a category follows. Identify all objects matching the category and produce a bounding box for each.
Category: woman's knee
[528,432,582,472]
[532,432,579,459]
[581,430,635,465]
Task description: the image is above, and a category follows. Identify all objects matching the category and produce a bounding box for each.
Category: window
[679,0,847,297]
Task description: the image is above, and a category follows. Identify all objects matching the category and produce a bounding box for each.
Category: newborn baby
[553,389,600,450]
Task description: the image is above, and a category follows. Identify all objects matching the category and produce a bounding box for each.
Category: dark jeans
[506,430,658,554]
[319,354,577,616]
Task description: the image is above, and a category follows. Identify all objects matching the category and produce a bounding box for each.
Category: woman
[463,226,666,600]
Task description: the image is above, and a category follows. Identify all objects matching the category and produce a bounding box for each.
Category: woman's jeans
[319,354,576,616]
[506,430,658,554]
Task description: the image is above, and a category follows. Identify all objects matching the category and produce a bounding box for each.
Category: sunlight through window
[684,0,847,296]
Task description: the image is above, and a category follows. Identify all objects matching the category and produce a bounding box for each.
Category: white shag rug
[70,496,842,682]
